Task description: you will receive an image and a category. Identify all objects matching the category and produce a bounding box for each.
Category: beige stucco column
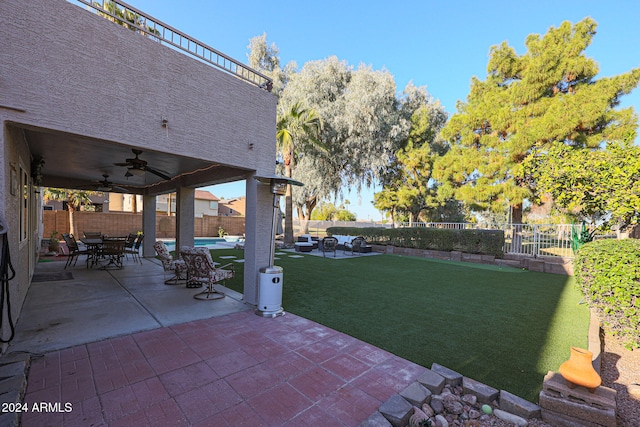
[175,187,195,250]
[243,174,274,306]
[142,194,156,258]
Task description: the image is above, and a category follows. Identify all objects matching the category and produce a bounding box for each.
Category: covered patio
[10,257,249,355]
[1,0,277,353]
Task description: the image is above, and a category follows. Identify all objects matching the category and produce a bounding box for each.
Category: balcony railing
[70,0,273,91]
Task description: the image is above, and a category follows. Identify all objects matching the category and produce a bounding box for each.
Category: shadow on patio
[10,258,250,355]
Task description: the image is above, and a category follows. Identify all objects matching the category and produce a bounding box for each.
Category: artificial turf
[210,249,589,403]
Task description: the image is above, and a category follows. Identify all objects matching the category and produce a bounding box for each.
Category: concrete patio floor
[10,257,250,355]
[6,254,426,426]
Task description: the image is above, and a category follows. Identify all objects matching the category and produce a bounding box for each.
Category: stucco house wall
[194,199,219,218]
[0,0,277,344]
[1,0,276,172]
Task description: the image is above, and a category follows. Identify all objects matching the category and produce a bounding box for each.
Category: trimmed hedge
[574,239,640,350]
[326,226,504,258]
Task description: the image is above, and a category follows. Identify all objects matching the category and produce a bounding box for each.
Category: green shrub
[574,239,640,350]
[326,226,504,258]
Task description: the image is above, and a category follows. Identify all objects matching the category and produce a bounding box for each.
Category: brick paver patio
[22,310,426,426]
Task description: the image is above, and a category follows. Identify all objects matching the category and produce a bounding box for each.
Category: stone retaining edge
[373,245,573,275]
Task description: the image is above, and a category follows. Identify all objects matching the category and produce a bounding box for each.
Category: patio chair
[124,233,144,264]
[98,239,125,269]
[154,240,186,285]
[180,246,234,300]
[61,233,92,269]
[321,236,338,258]
[123,233,136,260]
[344,236,367,256]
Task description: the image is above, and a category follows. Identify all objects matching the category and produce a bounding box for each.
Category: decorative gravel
[601,333,640,426]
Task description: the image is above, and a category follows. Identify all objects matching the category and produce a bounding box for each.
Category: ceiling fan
[94,174,127,192]
[114,149,172,180]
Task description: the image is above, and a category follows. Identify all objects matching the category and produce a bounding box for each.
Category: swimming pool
[163,237,240,249]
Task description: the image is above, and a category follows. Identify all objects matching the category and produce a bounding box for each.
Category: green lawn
[211,249,589,403]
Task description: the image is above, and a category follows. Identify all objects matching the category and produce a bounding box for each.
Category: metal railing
[70,0,273,91]
[292,220,390,238]
[295,220,614,258]
[396,222,473,230]
[400,222,614,258]
[502,224,575,258]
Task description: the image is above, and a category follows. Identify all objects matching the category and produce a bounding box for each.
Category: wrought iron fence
[502,224,575,258]
[69,0,272,91]
[402,222,613,258]
[294,220,614,258]
[291,220,389,238]
[396,222,473,230]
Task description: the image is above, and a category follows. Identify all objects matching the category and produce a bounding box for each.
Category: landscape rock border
[360,362,541,427]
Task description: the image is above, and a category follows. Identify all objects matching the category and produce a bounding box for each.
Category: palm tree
[276,102,322,244]
[44,188,96,237]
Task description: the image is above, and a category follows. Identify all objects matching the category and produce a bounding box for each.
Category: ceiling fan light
[128,167,145,176]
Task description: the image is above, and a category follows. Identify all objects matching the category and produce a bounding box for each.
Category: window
[20,166,28,241]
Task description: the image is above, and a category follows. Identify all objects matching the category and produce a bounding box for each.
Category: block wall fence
[43,211,245,239]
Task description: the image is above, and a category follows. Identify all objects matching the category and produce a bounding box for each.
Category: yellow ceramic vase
[558,347,601,393]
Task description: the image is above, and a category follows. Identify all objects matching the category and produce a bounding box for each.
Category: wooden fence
[43,211,245,239]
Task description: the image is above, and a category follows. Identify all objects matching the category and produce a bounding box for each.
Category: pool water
[163,237,239,248]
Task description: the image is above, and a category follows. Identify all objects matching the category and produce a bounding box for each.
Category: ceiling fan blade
[145,166,172,181]
[126,158,147,166]
[114,149,170,181]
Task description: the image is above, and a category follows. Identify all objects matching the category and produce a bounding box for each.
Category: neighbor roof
[195,190,219,201]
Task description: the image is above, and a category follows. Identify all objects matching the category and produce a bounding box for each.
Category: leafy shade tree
[247,35,323,242]
[281,57,411,229]
[436,18,640,225]
[528,137,640,227]
[373,190,400,226]
[374,88,449,225]
[246,33,296,96]
[310,202,356,221]
[276,102,322,243]
[43,188,96,237]
[310,202,338,221]
[422,199,468,223]
[335,208,356,221]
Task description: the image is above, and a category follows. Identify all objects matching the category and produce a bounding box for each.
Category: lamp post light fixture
[254,174,303,317]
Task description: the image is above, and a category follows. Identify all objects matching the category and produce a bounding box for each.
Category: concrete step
[0,352,31,427]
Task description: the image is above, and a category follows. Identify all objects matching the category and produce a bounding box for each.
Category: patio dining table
[80,237,127,268]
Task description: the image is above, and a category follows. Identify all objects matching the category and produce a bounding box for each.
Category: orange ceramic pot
[558,347,601,393]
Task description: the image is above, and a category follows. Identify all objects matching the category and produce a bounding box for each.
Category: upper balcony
[68,0,273,92]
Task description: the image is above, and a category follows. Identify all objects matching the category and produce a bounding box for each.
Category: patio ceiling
[17,123,250,195]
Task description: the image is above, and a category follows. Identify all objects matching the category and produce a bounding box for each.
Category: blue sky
[126,0,640,220]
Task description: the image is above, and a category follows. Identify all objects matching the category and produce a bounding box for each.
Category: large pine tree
[437,18,640,224]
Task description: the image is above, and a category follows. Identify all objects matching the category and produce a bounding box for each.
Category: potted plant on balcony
[48,230,60,254]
